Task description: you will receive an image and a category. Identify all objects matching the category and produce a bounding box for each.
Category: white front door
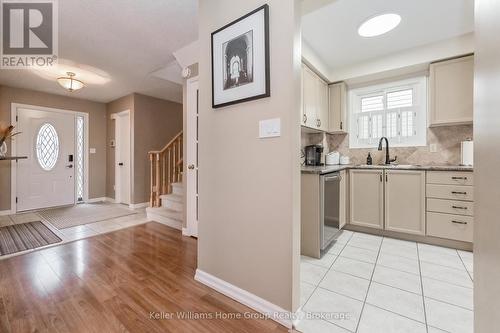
[186,77,199,237]
[115,111,131,205]
[16,108,76,211]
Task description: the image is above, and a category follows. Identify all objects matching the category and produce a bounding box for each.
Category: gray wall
[0,85,107,210]
[474,0,500,331]
[198,0,301,311]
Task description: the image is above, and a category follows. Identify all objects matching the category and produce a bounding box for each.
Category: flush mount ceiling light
[57,72,85,92]
[358,13,401,37]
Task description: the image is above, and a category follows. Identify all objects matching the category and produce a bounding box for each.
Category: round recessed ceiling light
[358,13,401,37]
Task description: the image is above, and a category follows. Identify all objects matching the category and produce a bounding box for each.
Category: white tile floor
[297,230,474,333]
[0,204,149,260]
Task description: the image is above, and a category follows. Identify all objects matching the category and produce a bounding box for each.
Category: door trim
[186,76,199,237]
[111,110,131,205]
[10,103,89,213]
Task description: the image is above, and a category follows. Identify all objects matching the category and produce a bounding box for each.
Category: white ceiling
[0,0,198,103]
[302,0,474,73]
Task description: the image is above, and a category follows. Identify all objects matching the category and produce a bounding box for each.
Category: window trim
[348,76,428,149]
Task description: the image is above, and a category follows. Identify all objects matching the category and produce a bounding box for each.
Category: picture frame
[211,4,270,108]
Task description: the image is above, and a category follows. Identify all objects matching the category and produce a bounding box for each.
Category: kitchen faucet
[378,137,397,165]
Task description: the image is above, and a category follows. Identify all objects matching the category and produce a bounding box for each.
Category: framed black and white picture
[211,4,270,108]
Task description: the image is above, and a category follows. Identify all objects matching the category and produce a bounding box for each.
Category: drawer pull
[451,220,468,225]
[451,191,467,195]
[452,177,467,180]
[452,205,468,210]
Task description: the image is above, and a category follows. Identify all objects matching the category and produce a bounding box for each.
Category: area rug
[0,221,62,256]
[38,203,137,230]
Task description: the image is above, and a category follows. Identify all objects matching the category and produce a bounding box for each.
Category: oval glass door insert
[36,123,60,171]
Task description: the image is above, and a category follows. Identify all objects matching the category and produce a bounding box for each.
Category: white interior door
[115,111,131,205]
[186,78,199,237]
[16,108,76,211]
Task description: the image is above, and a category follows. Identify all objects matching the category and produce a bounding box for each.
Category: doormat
[38,203,137,229]
[0,221,62,256]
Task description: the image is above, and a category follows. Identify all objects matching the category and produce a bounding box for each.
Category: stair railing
[149,131,183,207]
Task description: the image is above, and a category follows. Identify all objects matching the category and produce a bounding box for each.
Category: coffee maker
[304,145,324,166]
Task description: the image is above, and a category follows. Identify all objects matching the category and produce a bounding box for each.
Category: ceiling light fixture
[358,13,401,37]
[57,72,85,92]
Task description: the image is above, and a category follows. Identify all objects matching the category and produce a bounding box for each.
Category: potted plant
[0,122,21,158]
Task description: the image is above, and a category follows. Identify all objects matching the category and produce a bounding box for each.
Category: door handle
[66,164,73,168]
[451,220,468,225]
[451,191,467,195]
[118,163,124,166]
[188,164,195,170]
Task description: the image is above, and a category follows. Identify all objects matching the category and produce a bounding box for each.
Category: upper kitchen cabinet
[328,82,347,133]
[301,63,329,131]
[429,55,474,126]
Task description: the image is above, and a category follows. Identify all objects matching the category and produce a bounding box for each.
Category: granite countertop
[301,164,474,175]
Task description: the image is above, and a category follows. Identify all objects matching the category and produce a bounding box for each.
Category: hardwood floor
[0,222,288,333]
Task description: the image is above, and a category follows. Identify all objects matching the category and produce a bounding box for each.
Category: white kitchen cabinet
[317,78,329,131]
[349,169,384,229]
[302,65,318,128]
[301,63,329,131]
[429,55,474,126]
[339,170,347,230]
[385,170,426,235]
[328,82,347,133]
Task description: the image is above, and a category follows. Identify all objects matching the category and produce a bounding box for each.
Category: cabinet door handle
[318,119,321,127]
[385,174,388,182]
[380,174,383,182]
[451,191,467,195]
[340,121,343,130]
[451,220,468,225]
[452,205,468,210]
[303,114,307,124]
[452,177,467,180]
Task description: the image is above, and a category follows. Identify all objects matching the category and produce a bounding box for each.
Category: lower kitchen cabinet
[349,169,384,229]
[385,170,426,235]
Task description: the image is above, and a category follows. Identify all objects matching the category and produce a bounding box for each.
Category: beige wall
[304,124,473,165]
[106,94,134,199]
[133,93,182,204]
[105,93,182,204]
[474,0,500,331]
[198,0,301,312]
[0,85,107,210]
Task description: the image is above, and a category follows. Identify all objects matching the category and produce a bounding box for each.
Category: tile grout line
[456,249,474,282]
[298,231,354,332]
[416,243,429,333]
[354,235,383,333]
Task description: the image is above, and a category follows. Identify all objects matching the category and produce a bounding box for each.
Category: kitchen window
[348,76,427,148]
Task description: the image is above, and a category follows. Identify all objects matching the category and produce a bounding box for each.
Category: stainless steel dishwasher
[320,172,342,251]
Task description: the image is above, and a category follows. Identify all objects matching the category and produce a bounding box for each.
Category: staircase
[146,131,184,230]
[146,182,183,230]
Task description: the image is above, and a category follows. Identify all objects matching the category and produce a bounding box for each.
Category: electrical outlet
[429,144,437,153]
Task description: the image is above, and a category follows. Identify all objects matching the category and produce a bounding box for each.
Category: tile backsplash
[302,124,473,165]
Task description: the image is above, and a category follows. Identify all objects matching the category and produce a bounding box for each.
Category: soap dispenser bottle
[367,153,373,165]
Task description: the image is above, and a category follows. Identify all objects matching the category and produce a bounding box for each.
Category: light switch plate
[89,148,96,154]
[259,118,281,138]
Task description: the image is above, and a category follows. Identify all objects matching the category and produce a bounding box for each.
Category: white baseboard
[194,269,292,329]
[0,210,13,216]
[129,202,148,209]
[87,197,107,203]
